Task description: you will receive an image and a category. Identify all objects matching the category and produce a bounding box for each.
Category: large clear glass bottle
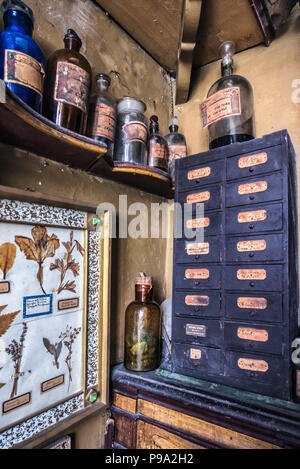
[43,29,92,134]
[87,74,116,158]
[124,274,161,372]
[148,115,168,171]
[201,41,255,150]
[113,96,148,165]
[164,116,187,184]
[0,0,44,112]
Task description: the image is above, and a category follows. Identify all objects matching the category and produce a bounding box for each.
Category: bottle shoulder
[89,92,116,109]
[164,132,186,145]
[46,48,92,74]
[207,74,253,96]
[0,30,44,62]
[125,300,160,312]
[149,133,168,146]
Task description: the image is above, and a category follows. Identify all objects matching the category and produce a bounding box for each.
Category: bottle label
[149,143,168,169]
[54,61,90,113]
[168,144,187,162]
[88,103,116,140]
[200,86,241,128]
[122,121,147,144]
[4,50,44,96]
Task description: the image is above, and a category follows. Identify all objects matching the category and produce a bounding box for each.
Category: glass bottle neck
[150,123,159,135]
[4,10,33,36]
[135,285,153,302]
[64,38,81,52]
[221,61,233,77]
[97,80,110,93]
[169,125,179,133]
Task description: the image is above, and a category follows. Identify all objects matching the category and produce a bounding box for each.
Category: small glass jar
[113,97,148,165]
[87,73,117,158]
[164,116,187,185]
[148,115,169,172]
[124,274,161,372]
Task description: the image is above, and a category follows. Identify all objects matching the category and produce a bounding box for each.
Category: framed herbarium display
[0,199,111,449]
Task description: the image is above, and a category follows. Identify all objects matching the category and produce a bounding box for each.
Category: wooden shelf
[0,87,173,199]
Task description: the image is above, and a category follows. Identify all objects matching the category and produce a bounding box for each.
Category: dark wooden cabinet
[172,130,299,401]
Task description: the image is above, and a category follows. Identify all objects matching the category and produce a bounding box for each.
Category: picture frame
[0,198,111,449]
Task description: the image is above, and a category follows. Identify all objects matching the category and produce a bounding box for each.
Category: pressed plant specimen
[0,304,20,390]
[50,231,85,295]
[0,242,16,280]
[59,325,81,392]
[42,337,63,369]
[15,226,60,295]
[6,322,28,399]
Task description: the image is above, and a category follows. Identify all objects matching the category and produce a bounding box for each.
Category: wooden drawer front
[112,411,137,449]
[226,234,284,263]
[178,159,225,190]
[175,237,221,264]
[173,291,221,318]
[113,393,136,414]
[224,265,283,291]
[137,399,280,449]
[182,210,222,240]
[226,203,283,235]
[225,351,284,387]
[226,146,283,180]
[175,265,221,290]
[173,317,222,347]
[226,173,282,207]
[224,322,284,356]
[225,292,283,323]
[137,421,205,449]
[173,342,223,376]
[178,185,221,210]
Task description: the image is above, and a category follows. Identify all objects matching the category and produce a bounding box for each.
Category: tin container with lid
[113,96,148,165]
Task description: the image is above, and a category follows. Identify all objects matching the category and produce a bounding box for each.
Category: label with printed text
[238,181,268,195]
[237,269,266,280]
[238,358,269,372]
[186,242,209,255]
[122,121,147,144]
[200,87,241,128]
[55,61,90,112]
[186,217,210,229]
[186,324,206,337]
[190,348,202,360]
[237,240,266,252]
[4,50,44,95]
[238,209,267,223]
[237,327,269,342]
[186,191,210,204]
[185,268,210,279]
[237,297,267,309]
[238,152,268,168]
[187,166,211,180]
[168,144,187,162]
[185,295,210,306]
[88,102,116,141]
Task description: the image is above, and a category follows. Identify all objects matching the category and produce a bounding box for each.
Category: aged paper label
[41,375,65,393]
[149,143,168,169]
[185,268,210,279]
[237,240,266,252]
[190,348,202,359]
[186,191,210,204]
[237,327,269,342]
[55,61,90,112]
[186,217,210,229]
[238,181,268,195]
[187,167,211,180]
[185,295,210,306]
[0,280,10,294]
[186,242,210,255]
[58,297,80,311]
[238,358,269,373]
[238,152,268,168]
[186,324,206,337]
[200,87,241,128]
[2,392,31,415]
[237,297,267,309]
[168,144,187,162]
[237,269,266,280]
[122,121,147,144]
[4,50,44,95]
[88,102,116,140]
[238,209,267,223]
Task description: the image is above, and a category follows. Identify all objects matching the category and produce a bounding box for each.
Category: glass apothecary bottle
[148,115,168,171]
[124,274,161,372]
[201,41,255,150]
[0,0,44,112]
[113,96,148,165]
[43,29,92,134]
[164,116,187,184]
[87,73,116,158]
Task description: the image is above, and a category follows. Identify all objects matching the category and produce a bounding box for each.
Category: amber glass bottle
[124,275,161,372]
[43,29,92,134]
[148,115,168,171]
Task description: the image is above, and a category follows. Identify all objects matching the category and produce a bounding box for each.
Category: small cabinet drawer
[177,185,222,211]
[224,322,284,355]
[224,264,283,291]
[178,159,225,190]
[226,146,283,180]
[226,203,283,235]
[181,209,222,240]
[226,173,282,207]
[175,265,221,290]
[173,343,223,376]
[225,233,284,263]
[173,317,222,346]
[225,292,283,323]
[173,290,221,318]
[175,237,221,264]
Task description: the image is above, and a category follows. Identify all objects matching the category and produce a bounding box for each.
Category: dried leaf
[0,305,7,314]
[75,240,85,256]
[0,243,16,280]
[56,340,62,359]
[68,261,80,277]
[0,310,20,337]
[43,338,56,356]
[0,383,5,390]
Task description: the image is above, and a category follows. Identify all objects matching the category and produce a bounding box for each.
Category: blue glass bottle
[0,0,44,112]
